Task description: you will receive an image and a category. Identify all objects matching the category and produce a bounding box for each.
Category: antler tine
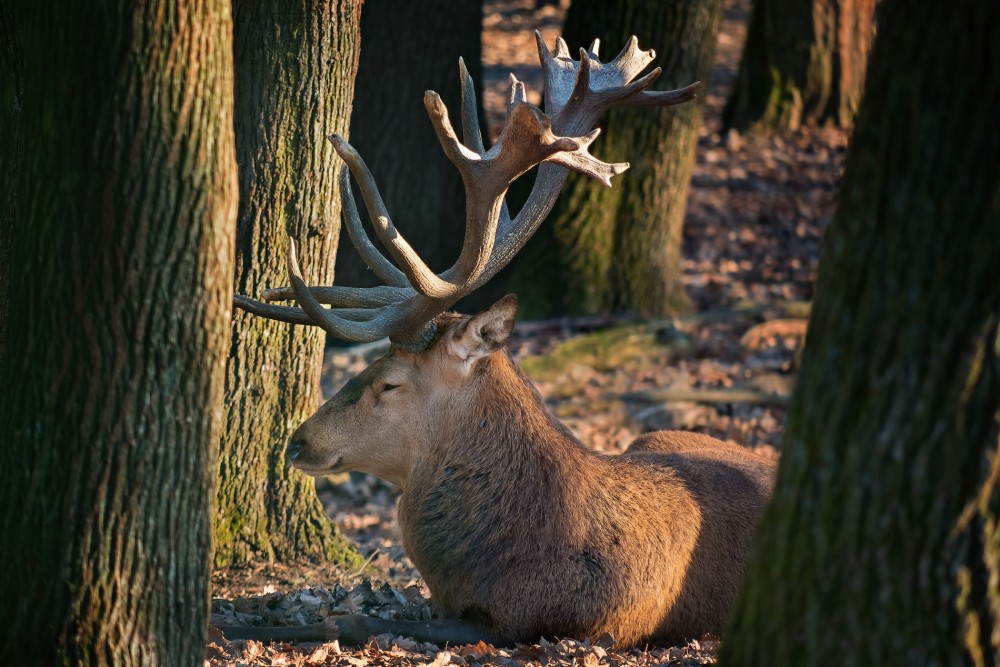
[329,135,454,299]
[546,128,628,187]
[233,240,405,340]
[564,48,593,114]
[616,79,701,108]
[507,74,528,116]
[336,165,409,288]
[260,284,405,308]
[477,35,700,286]
[233,295,380,325]
[233,294,315,326]
[459,57,486,154]
[554,37,572,59]
[284,237,409,343]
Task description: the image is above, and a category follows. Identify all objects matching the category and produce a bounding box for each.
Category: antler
[234,34,699,350]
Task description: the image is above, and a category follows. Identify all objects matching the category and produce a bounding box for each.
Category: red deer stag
[226,33,776,649]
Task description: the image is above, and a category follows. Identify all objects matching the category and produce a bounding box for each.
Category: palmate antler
[234,33,699,350]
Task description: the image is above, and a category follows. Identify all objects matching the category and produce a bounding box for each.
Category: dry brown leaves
[211,582,434,630]
[207,631,719,667]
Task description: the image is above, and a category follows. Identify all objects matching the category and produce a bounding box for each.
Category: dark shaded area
[724,0,875,130]
[337,0,484,291]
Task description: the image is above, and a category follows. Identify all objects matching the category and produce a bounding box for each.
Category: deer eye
[381,383,401,393]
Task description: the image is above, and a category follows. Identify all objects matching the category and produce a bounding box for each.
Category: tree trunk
[217,0,364,568]
[334,0,483,290]
[510,0,722,317]
[720,0,1000,664]
[0,0,20,358]
[0,1,237,664]
[724,0,875,131]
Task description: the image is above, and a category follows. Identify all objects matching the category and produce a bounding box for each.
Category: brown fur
[289,299,776,647]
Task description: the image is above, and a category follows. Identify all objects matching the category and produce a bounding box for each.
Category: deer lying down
[226,34,776,648]
[219,297,776,648]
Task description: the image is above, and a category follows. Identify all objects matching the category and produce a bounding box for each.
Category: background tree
[335,0,483,290]
[217,0,364,567]
[720,0,1000,663]
[0,0,237,663]
[0,0,20,357]
[510,0,723,316]
[724,0,875,131]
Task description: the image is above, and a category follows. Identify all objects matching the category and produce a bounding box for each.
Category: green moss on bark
[217,0,363,569]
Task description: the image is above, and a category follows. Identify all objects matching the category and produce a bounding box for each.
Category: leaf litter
[210,0,845,664]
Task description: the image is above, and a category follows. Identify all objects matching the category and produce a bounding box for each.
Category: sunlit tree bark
[217,0,363,568]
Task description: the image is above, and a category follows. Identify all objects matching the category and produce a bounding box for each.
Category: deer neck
[397,351,602,608]
[469,351,584,453]
[406,350,593,494]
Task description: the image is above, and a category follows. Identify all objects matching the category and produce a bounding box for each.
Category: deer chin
[293,454,346,477]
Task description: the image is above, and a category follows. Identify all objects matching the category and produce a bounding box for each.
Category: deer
[222,33,777,649]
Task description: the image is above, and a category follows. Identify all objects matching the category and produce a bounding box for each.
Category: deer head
[285,295,518,487]
[233,33,699,468]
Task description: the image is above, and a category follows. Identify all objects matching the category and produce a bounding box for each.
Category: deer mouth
[291,454,345,477]
[326,455,347,474]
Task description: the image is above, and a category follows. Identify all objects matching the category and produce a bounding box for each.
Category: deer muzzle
[286,439,306,462]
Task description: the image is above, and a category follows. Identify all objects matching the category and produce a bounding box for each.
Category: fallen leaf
[424,651,452,667]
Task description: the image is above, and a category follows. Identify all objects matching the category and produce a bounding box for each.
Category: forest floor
[208,0,848,664]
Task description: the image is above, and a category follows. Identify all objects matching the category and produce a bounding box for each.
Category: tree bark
[720,0,1000,664]
[0,0,20,358]
[217,0,363,568]
[510,0,722,317]
[334,0,483,290]
[724,0,875,131]
[0,1,237,664]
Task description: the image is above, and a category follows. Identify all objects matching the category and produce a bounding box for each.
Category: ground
[207,0,847,664]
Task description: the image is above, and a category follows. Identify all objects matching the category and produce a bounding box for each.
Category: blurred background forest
[1,0,997,665]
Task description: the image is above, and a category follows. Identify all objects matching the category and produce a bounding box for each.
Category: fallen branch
[618,387,789,407]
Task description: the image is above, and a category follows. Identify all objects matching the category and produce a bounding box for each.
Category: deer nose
[287,439,306,461]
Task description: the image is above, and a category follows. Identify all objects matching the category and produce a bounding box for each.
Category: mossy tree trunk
[335,0,483,290]
[511,0,722,317]
[724,0,875,131]
[217,0,363,568]
[0,0,237,664]
[720,0,1000,664]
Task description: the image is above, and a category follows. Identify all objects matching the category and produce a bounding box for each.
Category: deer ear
[450,294,518,361]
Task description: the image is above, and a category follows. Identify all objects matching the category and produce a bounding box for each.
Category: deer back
[390,304,775,646]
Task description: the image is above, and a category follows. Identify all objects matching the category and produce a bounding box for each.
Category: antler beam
[234,34,699,350]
